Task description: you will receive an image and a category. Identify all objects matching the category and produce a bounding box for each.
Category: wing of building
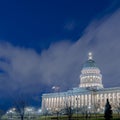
[41,53,120,114]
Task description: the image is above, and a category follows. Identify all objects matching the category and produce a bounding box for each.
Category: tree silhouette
[14,95,28,120]
[64,100,73,120]
[0,109,4,120]
[15,99,26,120]
[104,99,112,120]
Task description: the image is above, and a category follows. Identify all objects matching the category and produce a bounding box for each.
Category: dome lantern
[88,52,93,60]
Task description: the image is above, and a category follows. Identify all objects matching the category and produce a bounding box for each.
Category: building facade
[41,53,120,114]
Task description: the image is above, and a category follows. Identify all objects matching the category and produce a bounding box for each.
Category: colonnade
[42,91,120,113]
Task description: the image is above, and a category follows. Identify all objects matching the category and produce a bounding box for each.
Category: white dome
[79,53,103,89]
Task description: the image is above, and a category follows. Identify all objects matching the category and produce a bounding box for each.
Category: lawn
[36,114,120,120]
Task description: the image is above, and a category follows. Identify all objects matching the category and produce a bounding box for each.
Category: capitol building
[41,53,120,114]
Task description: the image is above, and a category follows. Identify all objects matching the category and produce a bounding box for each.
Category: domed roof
[80,52,103,89]
[83,59,97,68]
[83,52,98,68]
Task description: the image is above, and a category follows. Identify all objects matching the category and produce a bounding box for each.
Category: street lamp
[88,87,98,114]
[76,97,79,120]
[52,86,61,119]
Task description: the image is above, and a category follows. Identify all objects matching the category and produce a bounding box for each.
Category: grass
[36,114,120,120]
[2,113,120,120]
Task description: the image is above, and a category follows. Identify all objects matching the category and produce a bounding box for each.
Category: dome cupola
[79,52,103,89]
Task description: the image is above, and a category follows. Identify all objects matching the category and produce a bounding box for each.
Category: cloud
[0,8,120,99]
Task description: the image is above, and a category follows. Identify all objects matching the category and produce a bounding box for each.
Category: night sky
[0,0,120,110]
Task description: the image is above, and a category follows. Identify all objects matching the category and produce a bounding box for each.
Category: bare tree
[55,109,60,120]
[113,102,120,118]
[64,100,73,120]
[44,108,48,120]
[80,106,89,120]
[14,96,28,120]
[0,109,4,120]
[116,105,120,117]
[93,102,100,120]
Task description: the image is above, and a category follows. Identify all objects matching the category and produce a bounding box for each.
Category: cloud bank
[0,8,120,99]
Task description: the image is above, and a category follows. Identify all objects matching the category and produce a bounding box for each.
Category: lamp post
[76,97,79,120]
[44,108,48,120]
[52,86,60,119]
[89,87,98,114]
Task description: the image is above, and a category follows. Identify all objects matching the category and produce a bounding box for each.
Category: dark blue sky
[0,0,115,52]
[0,0,120,110]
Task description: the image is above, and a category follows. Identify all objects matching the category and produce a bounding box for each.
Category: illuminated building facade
[41,53,120,114]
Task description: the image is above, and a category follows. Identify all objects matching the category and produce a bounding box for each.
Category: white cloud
[0,8,120,96]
